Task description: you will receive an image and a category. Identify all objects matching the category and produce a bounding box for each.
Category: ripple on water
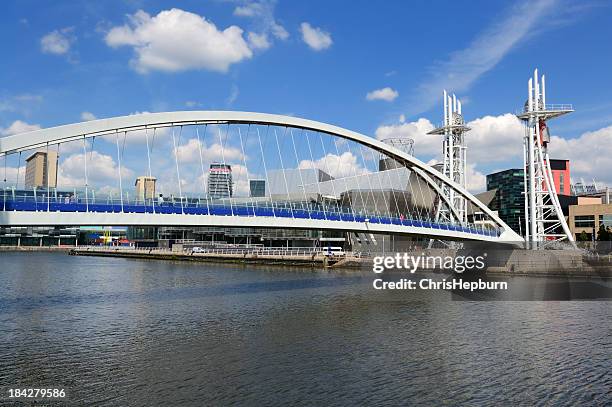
[0,252,610,406]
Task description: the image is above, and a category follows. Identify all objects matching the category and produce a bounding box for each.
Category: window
[574,215,595,228]
[599,214,612,228]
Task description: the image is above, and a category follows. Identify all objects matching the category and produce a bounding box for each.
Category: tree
[597,224,611,241]
[577,231,589,242]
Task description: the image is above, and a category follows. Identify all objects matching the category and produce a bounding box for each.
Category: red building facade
[549,159,570,195]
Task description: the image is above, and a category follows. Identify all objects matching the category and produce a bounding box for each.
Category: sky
[1,0,611,195]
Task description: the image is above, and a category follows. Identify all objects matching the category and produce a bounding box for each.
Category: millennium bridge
[0,111,521,242]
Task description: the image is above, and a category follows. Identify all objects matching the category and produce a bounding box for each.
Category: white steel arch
[0,111,522,242]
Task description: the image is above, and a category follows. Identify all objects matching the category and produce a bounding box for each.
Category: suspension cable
[82,136,89,212]
[332,136,356,219]
[45,142,50,211]
[257,126,274,216]
[171,125,184,214]
[218,124,233,215]
[343,140,367,219]
[274,127,293,218]
[2,152,6,211]
[16,151,21,192]
[367,147,390,218]
[290,128,309,217]
[196,125,210,214]
[305,130,325,218]
[356,144,379,217]
[238,125,253,215]
[318,132,338,215]
[145,127,154,212]
[115,131,124,212]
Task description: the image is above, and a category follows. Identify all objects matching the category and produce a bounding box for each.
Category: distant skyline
[1,0,611,190]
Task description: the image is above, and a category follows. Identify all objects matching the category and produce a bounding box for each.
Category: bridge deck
[1,199,500,238]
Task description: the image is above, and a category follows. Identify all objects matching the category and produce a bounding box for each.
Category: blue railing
[0,192,501,237]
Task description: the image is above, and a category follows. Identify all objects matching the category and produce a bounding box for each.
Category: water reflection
[0,253,609,405]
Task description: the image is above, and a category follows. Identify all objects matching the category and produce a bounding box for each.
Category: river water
[0,252,610,406]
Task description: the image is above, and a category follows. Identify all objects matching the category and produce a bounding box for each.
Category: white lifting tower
[428,90,470,224]
[516,69,574,248]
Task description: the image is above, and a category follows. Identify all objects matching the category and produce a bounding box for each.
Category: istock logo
[372,253,487,274]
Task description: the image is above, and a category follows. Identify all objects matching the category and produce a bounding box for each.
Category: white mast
[517,69,574,248]
[428,91,470,226]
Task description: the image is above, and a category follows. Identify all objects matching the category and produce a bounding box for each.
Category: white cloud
[375,118,436,146]
[174,138,244,164]
[271,23,289,40]
[105,9,253,73]
[80,111,97,121]
[374,113,612,190]
[465,113,524,164]
[0,120,41,137]
[0,166,25,185]
[233,1,289,41]
[58,151,134,187]
[366,87,399,102]
[0,94,43,114]
[374,113,524,165]
[298,152,369,179]
[41,27,74,55]
[407,0,558,115]
[185,101,200,108]
[226,85,239,105]
[465,163,487,192]
[300,22,332,51]
[549,125,612,185]
[374,114,523,192]
[247,32,271,50]
[234,2,265,17]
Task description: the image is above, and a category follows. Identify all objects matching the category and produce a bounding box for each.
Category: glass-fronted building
[486,169,525,235]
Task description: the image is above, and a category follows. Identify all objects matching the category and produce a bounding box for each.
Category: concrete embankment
[8,246,609,277]
[484,249,611,277]
[69,247,367,268]
[357,248,611,278]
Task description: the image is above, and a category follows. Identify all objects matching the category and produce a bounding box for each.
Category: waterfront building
[568,201,612,241]
[249,179,266,197]
[267,168,333,196]
[25,151,58,188]
[485,169,525,234]
[549,159,571,195]
[571,181,611,204]
[208,163,233,199]
[135,176,156,201]
[0,225,78,246]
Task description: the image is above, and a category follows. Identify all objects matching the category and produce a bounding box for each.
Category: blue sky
[1,0,611,193]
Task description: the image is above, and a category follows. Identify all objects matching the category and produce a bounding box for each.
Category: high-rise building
[486,169,525,235]
[549,159,570,195]
[135,176,156,201]
[25,151,58,188]
[208,163,233,199]
[249,179,266,197]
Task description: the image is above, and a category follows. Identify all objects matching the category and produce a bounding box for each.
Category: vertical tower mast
[428,91,470,224]
[517,69,574,248]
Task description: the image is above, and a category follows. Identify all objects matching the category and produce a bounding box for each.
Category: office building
[24,151,58,188]
[208,163,233,199]
[135,176,156,201]
[549,159,571,195]
[572,181,611,204]
[486,169,525,235]
[249,179,266,197]
[568,202,612,241]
